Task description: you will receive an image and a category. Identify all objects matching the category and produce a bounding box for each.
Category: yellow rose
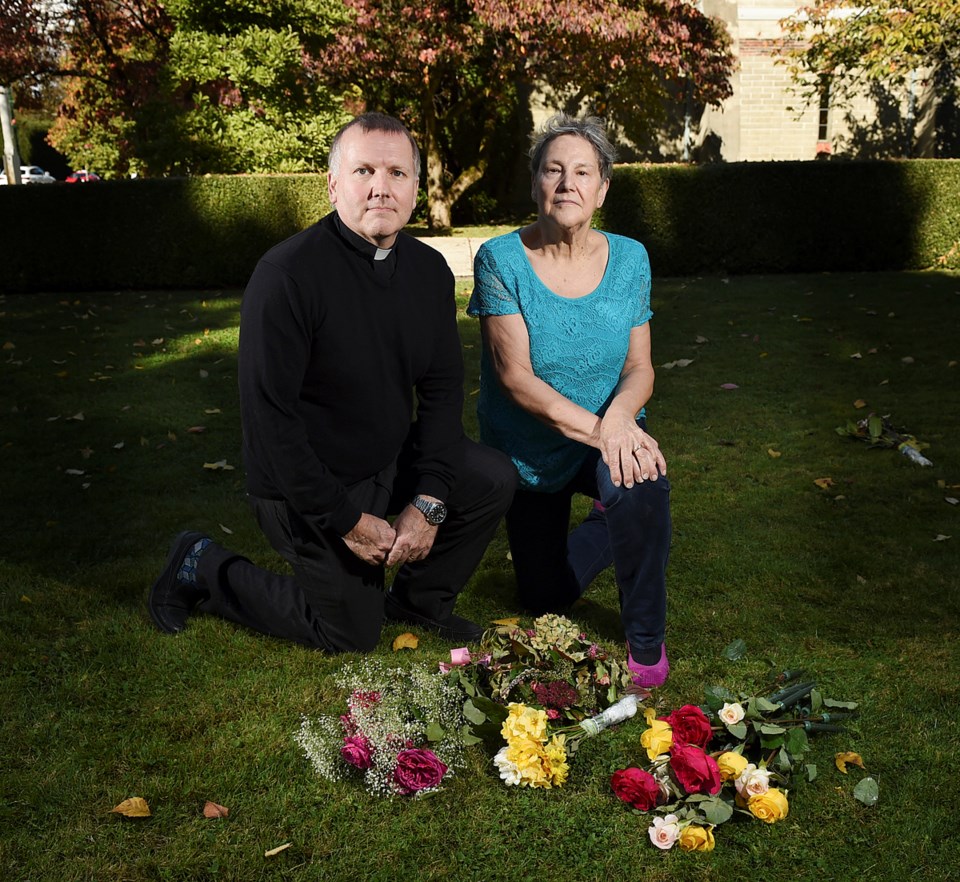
[640,708,674,761]
[717,751,749,783]
[678,824,716,852]
[748,788,790,823]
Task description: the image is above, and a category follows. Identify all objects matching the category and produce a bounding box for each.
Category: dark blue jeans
[504,444,671,656]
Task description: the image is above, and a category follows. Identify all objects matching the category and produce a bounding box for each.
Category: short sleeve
[627,239,653,328]
[467,242,521,318]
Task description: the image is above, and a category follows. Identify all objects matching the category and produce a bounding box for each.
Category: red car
[66,169,101,183]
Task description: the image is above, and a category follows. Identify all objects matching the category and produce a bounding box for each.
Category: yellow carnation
[748,788,790,823]
[640,707,673,761]
[502,703,548,744]
[717,751,750,782]
[678,824,716,852]
[543,734,569,788]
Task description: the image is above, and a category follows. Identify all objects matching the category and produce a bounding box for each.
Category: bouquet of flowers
[611,671,859,851]
[446,614,642,788]
[837,412,932,466]
[297,659,471,797]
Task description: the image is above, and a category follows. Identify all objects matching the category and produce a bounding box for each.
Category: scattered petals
[835,751,865,774]
[392,632,419,651]
[111,797,151,817]
[720,383,739,390]
[203,801,229,818]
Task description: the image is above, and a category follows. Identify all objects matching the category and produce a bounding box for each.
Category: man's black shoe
[148,531,208,634]
[384,590,484,643]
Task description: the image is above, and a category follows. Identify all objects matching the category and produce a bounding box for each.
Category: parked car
[66,169,101,183]
[0,165,57,185]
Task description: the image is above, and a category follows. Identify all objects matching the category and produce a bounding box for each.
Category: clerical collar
[333,213,395,263]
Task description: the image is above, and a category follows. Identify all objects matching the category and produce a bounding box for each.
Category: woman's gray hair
[529,114,617,182]
[328,112,421,179]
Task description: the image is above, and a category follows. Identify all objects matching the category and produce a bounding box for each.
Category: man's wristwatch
[412,495,448,526]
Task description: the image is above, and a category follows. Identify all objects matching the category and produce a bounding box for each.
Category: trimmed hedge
[600,159,960,275]
[1,161,958,293]
[1,174,330,293]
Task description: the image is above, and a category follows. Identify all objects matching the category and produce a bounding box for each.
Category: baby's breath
[297,659,468,797]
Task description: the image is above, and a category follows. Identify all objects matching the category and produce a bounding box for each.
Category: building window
[817,76,831,143]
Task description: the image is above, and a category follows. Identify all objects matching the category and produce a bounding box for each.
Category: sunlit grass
[1,272,958,881]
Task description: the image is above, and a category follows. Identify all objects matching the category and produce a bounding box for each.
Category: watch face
[415,496,447,525]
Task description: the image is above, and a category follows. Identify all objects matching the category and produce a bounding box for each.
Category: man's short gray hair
[529,114,617,182]
[328,112,421,179]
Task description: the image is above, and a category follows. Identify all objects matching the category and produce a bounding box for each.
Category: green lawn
[1,271,958,881]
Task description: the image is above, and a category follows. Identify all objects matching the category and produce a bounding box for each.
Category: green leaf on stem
[726,721,748,740]
[806,763,818,782]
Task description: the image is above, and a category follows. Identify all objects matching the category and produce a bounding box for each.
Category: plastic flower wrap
[297,659,470,797]
[611,669,860,850]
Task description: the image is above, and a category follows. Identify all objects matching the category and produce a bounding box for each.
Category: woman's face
[533,134,610,227]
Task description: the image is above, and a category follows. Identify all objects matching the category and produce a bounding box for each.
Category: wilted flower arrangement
[297,659,471,797]
[611,671,859,851]
[837,412,932,466]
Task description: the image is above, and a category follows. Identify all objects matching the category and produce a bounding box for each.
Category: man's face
[328,127,418,248]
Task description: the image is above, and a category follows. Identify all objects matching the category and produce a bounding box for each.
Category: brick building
[695,1,940,161]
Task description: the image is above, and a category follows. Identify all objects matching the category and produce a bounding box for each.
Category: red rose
[340,736,373,770]
[663,705,714,748]
[670,744,722,795]
[611,767,662,811]
[393,748,448,794]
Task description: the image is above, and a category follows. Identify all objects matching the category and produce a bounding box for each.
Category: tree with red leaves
[319,0,735,229]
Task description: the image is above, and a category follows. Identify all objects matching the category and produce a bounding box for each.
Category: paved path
[416,237,491,279]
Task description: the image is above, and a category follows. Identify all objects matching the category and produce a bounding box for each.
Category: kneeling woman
[467,113,672,687]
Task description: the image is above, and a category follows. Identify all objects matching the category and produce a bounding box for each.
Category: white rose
[649,815,681,850]
[735,763,772,797]
[719,701,745,725]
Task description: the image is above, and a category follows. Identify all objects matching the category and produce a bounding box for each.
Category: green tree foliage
[46,0,349,178]
[781,0,960,105]
[319,0,735,229]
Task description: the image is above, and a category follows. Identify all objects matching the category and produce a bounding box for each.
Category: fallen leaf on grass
[204,408,221,414]
[945,497,958,506]
[849,352,862,359]
[112,797,151,817]
[492,617,520,626]
[20,595,31,603]
[392,632,419,651]
[814,477,835,489]
[203,460,235,470]
[853,399,867,409]
[934,534,951,542]
[695,335,709,344]
[660,358,694,369]
[219,524,233,535]
[264,843,291,858]
[767,449,782,458]
[68,412,84,421]
[853,777,879,806]
[187,426,206,434]
[835,751,865,774]
[203,801,229,818]
[64,468,86,476]
[3,341,14,350]
[901,356,914,364]
[719,383,739,390]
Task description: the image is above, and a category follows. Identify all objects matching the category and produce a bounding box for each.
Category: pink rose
[611,767,663,811]
[340,736,374,770]
[670,744,722,795]
[393,748,448,794]
[663,705,713,749]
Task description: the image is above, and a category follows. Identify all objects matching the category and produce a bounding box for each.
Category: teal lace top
[467,229,653,491]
